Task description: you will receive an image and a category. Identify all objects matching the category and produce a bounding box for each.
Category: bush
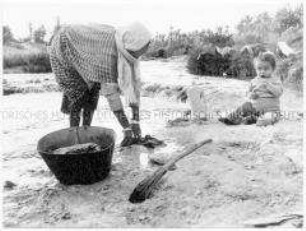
[22,52,52,73]
[144,26,233,60]
[234,33,264,48]
[227,53,256,79]
[187,44,258,79]
[3,81,60,95]
[288,63,303,92]
[273,5,303,35]
[187,45,230,76]
[277,52,303,91]
[280,27,303,50]
[3,44,51,73]
[276,27,303,92]
[3,25,16,45]
[142,83,167,97]
[144,47,168,59]
[186,47,206,75]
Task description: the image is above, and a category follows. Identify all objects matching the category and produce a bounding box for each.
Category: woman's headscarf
[115,22,152,106]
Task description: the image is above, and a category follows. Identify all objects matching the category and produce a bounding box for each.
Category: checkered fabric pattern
[48,24,121,114]
[49,24,118,84]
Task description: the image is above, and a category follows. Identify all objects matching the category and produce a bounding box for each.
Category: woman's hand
[120,123,141,147]
[130,104,141,139]
[120,125,141,147]
[121,129,135,147]
[115,104,142,147]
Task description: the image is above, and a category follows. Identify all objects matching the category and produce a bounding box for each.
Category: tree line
[3,4,303,48]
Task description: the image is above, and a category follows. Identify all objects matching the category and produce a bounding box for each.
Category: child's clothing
[249,75,283,112]
[221,75,283,125]
[226,102,259,124]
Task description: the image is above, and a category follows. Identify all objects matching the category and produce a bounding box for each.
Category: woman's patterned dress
[48,24,120,114]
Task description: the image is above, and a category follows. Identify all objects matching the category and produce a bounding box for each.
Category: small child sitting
[219,51,283,126]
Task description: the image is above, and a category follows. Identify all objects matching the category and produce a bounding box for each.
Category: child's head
[254,51,276,78]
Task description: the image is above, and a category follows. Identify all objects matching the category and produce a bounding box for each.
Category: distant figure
[48,22,152,146]
[219,51,283,126]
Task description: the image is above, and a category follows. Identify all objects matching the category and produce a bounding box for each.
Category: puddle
[112,140,182,170]
[139,152,150,169]
[114,145,154,170]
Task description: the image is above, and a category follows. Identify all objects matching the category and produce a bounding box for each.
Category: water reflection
[139,152,150,169]
[113,140,182,171]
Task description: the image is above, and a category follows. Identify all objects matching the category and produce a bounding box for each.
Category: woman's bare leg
[83,109,95,126]
[82,82,100,126]
[70,105,82,127]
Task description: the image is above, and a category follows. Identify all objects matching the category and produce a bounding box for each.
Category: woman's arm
[105,92,129,128]
[105,92,141,146]
[129,103,141,139]
[105,93,135,147]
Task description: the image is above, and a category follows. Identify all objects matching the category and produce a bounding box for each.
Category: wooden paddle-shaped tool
[129,138,213,203]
